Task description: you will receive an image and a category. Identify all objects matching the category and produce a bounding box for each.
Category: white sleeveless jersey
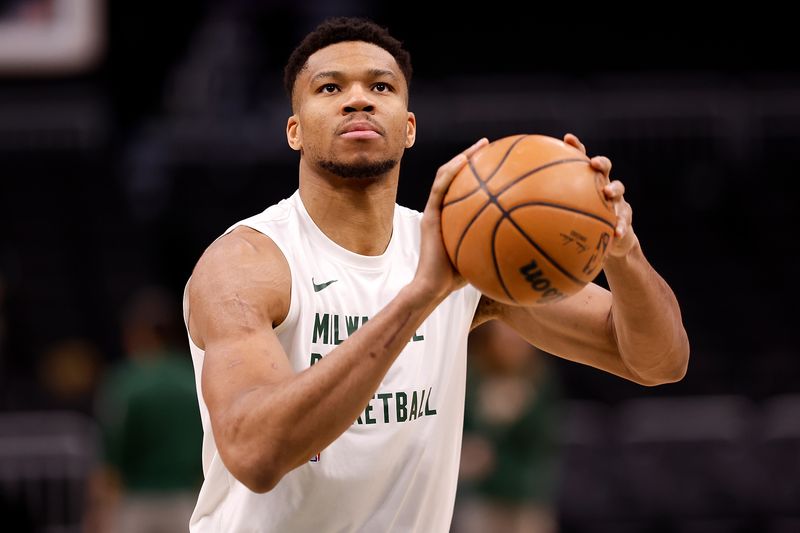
[184,190,482,533]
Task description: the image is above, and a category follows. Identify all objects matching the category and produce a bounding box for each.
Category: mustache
[336,116,385,136]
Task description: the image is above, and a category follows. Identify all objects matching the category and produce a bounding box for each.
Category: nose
[341,84,375,114]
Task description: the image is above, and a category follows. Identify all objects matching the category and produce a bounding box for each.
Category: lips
[339,121,382,140]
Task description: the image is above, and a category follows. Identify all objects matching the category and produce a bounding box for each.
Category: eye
[373,83,393,93]
[319,83,339,94]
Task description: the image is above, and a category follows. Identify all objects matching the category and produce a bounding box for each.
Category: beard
[318,157,398,180]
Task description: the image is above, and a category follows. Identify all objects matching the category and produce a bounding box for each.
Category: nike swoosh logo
[312,277,338,292]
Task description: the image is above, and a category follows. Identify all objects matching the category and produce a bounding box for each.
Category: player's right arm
[186,228,440,493]
[185,141,487,494]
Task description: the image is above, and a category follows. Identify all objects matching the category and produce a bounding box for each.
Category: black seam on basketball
[461,150,595,293]
[473,174,586,286]
[495,158,590,198]
[509,202,616,231]
[442,135,527,208]
[442,184,481,208]
[505,213,585,286]
[453,157,586,210]
[485,135,528,184]
[491,216,516,303]
[442,167,481,209]
[454,196,493,268]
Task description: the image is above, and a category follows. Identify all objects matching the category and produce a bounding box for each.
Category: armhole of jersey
[182,278,203,349]
[182,278,191,329]
[232,222,299,336]
[467,283,483,322]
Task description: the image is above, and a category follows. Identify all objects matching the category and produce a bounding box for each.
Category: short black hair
[283,17,413,103]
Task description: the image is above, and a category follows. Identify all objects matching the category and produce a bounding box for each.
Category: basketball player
[183,17,689,532]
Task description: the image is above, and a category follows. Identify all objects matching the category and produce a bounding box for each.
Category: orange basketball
[441,134,617,305]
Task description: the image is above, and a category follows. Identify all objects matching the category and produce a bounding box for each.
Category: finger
[603,180,626,199]
[591,156,612,176]
[564,133,586,155]
[437,138,487,181]
[429,154,465,204]
[616,216,628,238]
[427,139,486,210]
[463,137,489,159]
[615,202,632,237]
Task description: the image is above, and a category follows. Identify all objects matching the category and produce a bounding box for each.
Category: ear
[287,115,302,151]
[405,112,416,148]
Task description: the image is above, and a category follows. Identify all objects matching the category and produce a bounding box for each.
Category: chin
[318,156,398,180]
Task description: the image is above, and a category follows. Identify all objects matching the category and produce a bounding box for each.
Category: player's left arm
[471,134,689,386]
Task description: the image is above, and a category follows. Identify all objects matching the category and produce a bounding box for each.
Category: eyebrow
[310,69,400,84]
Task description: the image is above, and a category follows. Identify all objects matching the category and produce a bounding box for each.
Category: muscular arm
[188,228,447,493]
[471,237,689,386]
[470,133,689,386]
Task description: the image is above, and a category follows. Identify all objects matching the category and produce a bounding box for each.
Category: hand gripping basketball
[412,138,489,300]
[441,134,619,306]
[564,133,637,258]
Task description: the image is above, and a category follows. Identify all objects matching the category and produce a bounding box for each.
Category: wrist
[608,231,641,260]
[604,234,642,272]
[403,280,448,310]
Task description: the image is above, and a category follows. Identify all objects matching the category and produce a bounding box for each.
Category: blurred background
[1,1,798,532]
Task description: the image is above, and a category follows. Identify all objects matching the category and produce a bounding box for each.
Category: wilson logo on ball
[519,259,565,303]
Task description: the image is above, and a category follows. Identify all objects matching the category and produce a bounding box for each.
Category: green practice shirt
[461,361,563,504]
[97,352,203,493]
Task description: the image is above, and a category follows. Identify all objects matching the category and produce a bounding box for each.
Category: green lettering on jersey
[396,392,408,422]
[361,315,368,324]
[409,391,418,420]
[345,315,361,335]
[310,353,322,366]
[377,393,392,423]
[356,414,363,425]
[417,389,427,418]
[412,330,424,342]
[364,395,376,424]
[333,315,343,345]
[424,387,437,416]
[313,313,329,344]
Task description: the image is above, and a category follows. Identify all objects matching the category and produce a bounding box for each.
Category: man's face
[286,41,416,180]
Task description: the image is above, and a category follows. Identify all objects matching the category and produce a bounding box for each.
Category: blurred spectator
[88,285,202,533]
[37,337,103,414]
[454,320,564,533]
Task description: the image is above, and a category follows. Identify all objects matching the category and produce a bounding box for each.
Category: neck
[298,158,398,256]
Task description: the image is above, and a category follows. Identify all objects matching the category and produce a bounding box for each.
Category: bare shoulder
[187,226,291,349]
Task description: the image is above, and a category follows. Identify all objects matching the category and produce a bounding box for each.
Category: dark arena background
[0,2,798,532]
